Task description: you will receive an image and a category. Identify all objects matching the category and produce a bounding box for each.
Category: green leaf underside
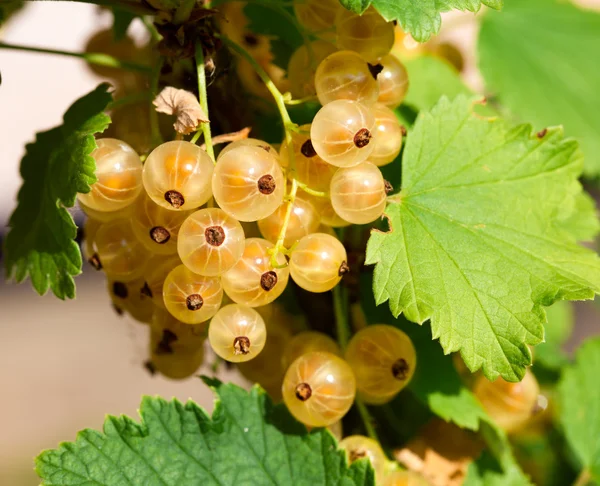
[366,95,600,382]
[112,8,137,41]
[4,84,112,299]
[367,0,502,43]
[36,380,374,486]
[558,337,600,481]
[478,0,600,177]
[534,300,574,371]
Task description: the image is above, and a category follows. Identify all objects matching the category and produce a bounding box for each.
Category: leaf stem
[195,43,215,162]
[0,42,152,73]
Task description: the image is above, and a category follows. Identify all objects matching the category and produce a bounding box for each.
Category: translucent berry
[96,219,149,281]
[288,40,338,98]
[212,145,285,221]
[315,50,380,106]
[209,304,266,362]
[151,307,207,350]
[308,196,351,228]
[279,126,338,193]
[282,330,342,370]
[221,238,289,307]
[163,264,223,324]
[376,54,409,108]
[149,345,205,380]
[473,370,540,434]
[108,278,154,324]
[293,0,342,32]
[330,161,387,224]
[257,197,320,248]
[290,233,348,293]
[132,194,191,255]
[143,140,214,211]
[140,255,181,309]
[339,435,387,483]
[218,138,276,159]
[282,351,356,427]
[77,138,142,212]
[370,103,403,166]
[79,199,134,223]
[335,7,395,63]
[177,208,245,276]
[311,100,376,167]
[345,325,417,404]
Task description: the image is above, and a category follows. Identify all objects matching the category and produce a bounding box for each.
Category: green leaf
[464,450,533,486]
[340,0,372,15]
[4,84,112,299]
[111,8,137,41]
[36,380,374,486]
[534,301,574,371]
[370,0,502,43]
[365,95,600,382]
[558,337,600,481]
[244,3,304,69]
[0,0,23,26]
[554,192,600,243]
[478,0,600,178]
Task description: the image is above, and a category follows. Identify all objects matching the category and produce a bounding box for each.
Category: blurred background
[0,2,598,485]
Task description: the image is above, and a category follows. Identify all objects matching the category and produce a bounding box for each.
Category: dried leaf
[395,420,483,486]
[153,86,208,134]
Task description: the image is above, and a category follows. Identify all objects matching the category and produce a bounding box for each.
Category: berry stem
[333,284,380,442]
[269,179,299,268]
[0,42,152,73]
[195,43,216,162]
[149,57,164,147]
[296,181,328,198]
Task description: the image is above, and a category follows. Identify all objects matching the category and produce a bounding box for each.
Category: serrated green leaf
[365,95,600,382]
[371,0,502,43]
[340,0,372,15]
[4,84,112,299]
[558,337,600,481]
[534,301,574,371]
[36,379,374,486]
[464,450,533,486]
[478,0,600,178]
[554,192,600,243]
[244,3,304,69]
[112,8,137,41]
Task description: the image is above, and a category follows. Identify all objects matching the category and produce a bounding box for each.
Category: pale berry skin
[143,141,214,211]
[293,0,342,32]
[282,330,342,371]
[308,195,351,228]
[221,238,289,307]
[78,138,142,212]
[279,126,338,193]
[382,471,432,486]
[141,254,181,309]
[288,40,338,98]
[150,345,205,380]
[282,351,356,427]
[335,7,395,63]
[132,194,192,255]
[315,50,380,106]
[473,369,540,434]
[151,307,207,350]
[330,162,387,225]
[376,54,409,108]
[218,138,276,159]
[208,304,266,363]
[344,325,417,404]
[339,435,387,483]
[96,219,149,281]
[79,198,134,224]
[371,103,404,167]
[310,100,376,168]
[177,208,246,277]
[212,145,285,222]
[289,233,347,293]
[258,197,320,248]
[162,264,223,325]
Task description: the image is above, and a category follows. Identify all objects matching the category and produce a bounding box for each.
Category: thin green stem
[0,42,152,73]
[190,130,203,145]
[333,285,351,349]
[296,181,328,198]
[149,57,164,147]
[174,0,196,24]
[269,179,299,268]
[356,398,379,442]
[195,43,215,162]
[285,94,318,106]
[141,17,162,42]
[573,469,591,486]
